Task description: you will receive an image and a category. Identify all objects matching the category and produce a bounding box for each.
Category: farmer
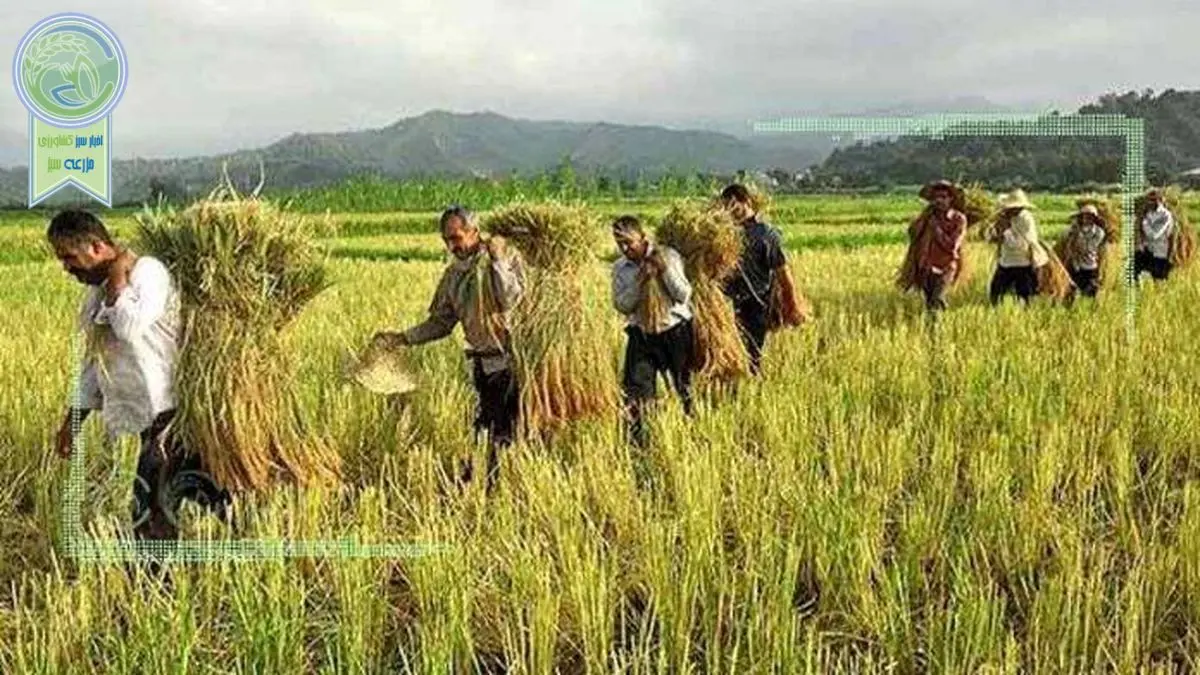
[49,209,231,541]
[988,189,1047,306]
[372,205,525,489]
[719,183,802,375]
[610,215,695,447]
[909,179,969,312]
[1135,188,1175,281]
[1061,203,1108,298]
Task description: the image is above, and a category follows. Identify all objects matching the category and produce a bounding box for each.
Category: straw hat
[996,189,1036,212]
[1076,203,1101,222]
[919,179,963,202]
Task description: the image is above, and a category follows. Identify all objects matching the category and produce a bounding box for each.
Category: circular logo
[12,13,127,128]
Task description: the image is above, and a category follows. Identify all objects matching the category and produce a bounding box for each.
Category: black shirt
[723,218,787,307]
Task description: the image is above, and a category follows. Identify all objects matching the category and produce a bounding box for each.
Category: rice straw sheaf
[766,274,812,332]
[635,253,672,334]
[1035,243,1076,303]
[655,200,748,383]
[482,201,619,440]
[959,183,995,237]
[1135,186,1195,269]
[134,183,341,494]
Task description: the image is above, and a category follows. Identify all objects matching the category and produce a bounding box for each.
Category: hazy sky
[2,0,1198,161]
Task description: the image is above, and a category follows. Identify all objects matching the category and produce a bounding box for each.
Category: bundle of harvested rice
[959,183,995,237]
[135,182,341,494]
[635,252,672,333]
[765,272,812,332]
[1035,243,1076,303]
[483,201,619,439]
[655,200,748,382]
[1135,186,1195,269]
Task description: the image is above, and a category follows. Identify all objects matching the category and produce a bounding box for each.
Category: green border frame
[751,113,1143,343]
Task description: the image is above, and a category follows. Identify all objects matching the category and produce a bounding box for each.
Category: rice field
[0,192,1198,673]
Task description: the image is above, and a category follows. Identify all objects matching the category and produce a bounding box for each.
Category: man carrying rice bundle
[987,189,1053,306]
[49,209,231,541]
[372,205,525,489]
[1135,188,1176,281]
[610,215,695,447]
[899,180,969,312]
[719,184,802,376]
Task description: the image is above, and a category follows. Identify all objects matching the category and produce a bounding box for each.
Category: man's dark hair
[720,184,752,204]
[611,214,643,236]
[47,209,112,247]
[439,204,477,235]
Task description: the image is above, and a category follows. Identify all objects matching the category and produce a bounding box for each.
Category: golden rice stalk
[655,200,741,281]
[690,278,748,381]
[958,183,994,227]
[655,200,748,382]
[483,200,601,273]
[503,271,619,440]
[766,272,812,332]
[134,189,341,494]
[1035,244,1075,303]
[482,202,618,440]
[636,264,672,334]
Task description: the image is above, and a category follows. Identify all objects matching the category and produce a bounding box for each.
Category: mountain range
[0,110,840,207]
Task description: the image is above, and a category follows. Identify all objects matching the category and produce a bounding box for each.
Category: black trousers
[622,320,695,446]
[989,265,1038,305]
[1068,267,1100,297]
[470,359,520,489]
[1134,250,1172,280]
[133,410,231,540]
[734,300,769,375]
[922,270,950,311]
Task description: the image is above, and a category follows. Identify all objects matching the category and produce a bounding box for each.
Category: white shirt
[1140,205,1174,259]
[997,209,1048,268]
[75,256,180,437]
[1072,223,1107,271]
[612,244,693,333]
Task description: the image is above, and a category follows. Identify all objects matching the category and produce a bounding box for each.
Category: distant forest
[798,89,1200,192]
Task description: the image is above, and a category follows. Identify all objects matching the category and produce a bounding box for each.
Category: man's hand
[485,235,508,260]
[640,251,666,277]
[104,249,137,303]
[371,331,407,351]
[55,417,74,459]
